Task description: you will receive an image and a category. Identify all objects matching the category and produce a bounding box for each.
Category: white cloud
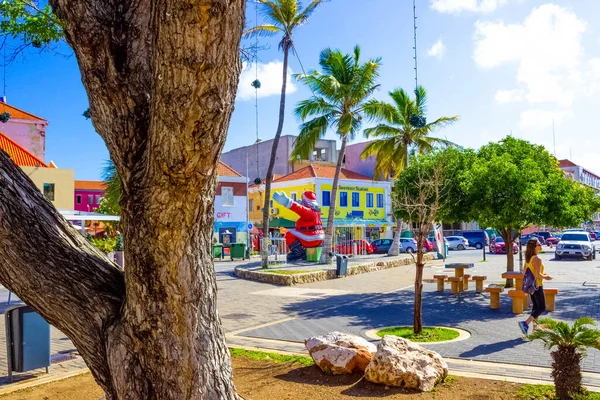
[518,109,573,131]
[495,89,524,104]
[427,39,446,59]
[473,4,599,107]
[431,0,508,14]
[237,61,296,101]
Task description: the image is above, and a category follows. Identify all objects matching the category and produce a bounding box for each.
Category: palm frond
[291,115,330,159]
[293,0,323,27]
[414,85,428,115]
[424,115,459,132]
[294,97,337,120]
[362,99,399,124]
[363,123,402,139]
[243,24,281,38]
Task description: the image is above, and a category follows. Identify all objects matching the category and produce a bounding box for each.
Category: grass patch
[516,384,600,399]
[262,269,320,275]
[492,282,506,287]
[230,348,314,366]
[432,375,458,395]
[376,326,460,342]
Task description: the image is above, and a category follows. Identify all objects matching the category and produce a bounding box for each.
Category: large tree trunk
[413,231,425,335]
[320,135,348,264]
[501,228,515,288]
[1,1,246,399]
[388,218,402,256]
[261,41,291,268]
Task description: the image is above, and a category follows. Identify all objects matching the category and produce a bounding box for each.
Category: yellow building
[0,131,74,209]
[248,164,393,240]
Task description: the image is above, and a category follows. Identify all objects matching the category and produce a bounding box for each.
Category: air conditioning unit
[270,208,279,215]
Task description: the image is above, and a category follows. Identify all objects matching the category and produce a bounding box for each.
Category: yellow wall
[21,167,75,209]
[319,183,386,220]
[248,183,317,224]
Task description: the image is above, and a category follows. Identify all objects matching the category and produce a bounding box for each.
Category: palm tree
[292,46,381,264]
[361,87,458,256]
[244,0,325,268]
[98,159,121,216]
[529,317,600,399]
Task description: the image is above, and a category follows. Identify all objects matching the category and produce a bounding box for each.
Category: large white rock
[364,335,448,392]
[305,331,377,375]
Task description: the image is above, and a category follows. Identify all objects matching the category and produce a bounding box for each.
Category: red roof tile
[559,159,577,168]
[218,161,242,177]
[75,180,107,191]
[0,131,49,167]
[274,164,373,183]
[0,102,46,121]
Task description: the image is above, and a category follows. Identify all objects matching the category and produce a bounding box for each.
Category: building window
[291,192,297,201]
[43,183,55,202]
[88,194,94,205]
[339,191,348,207]
[322,191,331,207]
[221,187,234,207]
[76,194,82,204]
[95,195,102,204]
[367,193,374,208]
[352,192,360,207]
[377,193,384,208]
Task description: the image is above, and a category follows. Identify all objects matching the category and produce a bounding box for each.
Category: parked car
[334,239,373,255]
[545,236,560,246]
[590,232,598,240]
[534,232,553,243]
[427,236,449,252]
[446,236,469,250]
[456,230,489,249]
[371,239,392,254]
[422,238,434,252]
[555,232,596,260]
[399,238,418,253]
[521,233,545,245]
[489,237,518,254]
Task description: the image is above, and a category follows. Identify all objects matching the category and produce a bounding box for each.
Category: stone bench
[447,277,462,295]
[433,275,448,292]
[508,290,527,314]
[472,276,487,294]
[462,274,471,291]
[485,286,503,309]
[544,288,559,312]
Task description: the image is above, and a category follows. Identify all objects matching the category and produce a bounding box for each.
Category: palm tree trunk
[552,346,583,399]
[261,42,290,268]
[320,135,348,264]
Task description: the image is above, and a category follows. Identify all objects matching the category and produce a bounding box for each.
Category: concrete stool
[472,276,487,294]
[544,288,559,312]
[508,290,527,314]
[462,274,471,291]
[433,275,448,292]
[485,286,503,309]
[448,277,461,295]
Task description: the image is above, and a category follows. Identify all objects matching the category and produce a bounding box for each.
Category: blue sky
[7,0,600,179]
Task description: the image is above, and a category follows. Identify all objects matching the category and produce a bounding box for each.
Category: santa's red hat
[302,191,320,211]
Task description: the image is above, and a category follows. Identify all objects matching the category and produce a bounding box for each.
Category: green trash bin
[230,243,246,260]
[212,243,223,259]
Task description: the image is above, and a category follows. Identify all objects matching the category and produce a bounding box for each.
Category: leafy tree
[529,317,600,399]
[0,1,246,399]
[96,159,121,216]
[245,0,325,268]
[292,45,381,264]
[463,136,597,287]
[361,87,458,256]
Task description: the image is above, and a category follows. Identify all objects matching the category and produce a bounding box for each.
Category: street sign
[248,223,253,230]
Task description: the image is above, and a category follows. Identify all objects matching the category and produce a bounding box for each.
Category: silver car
[555,232,596,261]
[446,236,469,250]
[399,238,418,253]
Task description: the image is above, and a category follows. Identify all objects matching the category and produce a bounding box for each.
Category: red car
[489,237,518,254]
[422,238,434,252]
[334,239,373,255]
[545,237,559,246]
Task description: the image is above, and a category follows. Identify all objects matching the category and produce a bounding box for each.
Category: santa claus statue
[272,191,324,262]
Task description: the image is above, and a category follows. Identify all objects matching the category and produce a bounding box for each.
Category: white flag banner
[433,222,445,259]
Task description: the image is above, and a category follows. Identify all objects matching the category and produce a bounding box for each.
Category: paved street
[2,246,600,388]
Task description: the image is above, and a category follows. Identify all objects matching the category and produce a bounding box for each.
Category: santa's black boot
[287,240,306,263]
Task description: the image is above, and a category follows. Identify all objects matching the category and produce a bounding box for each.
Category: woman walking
[519,237,553,335]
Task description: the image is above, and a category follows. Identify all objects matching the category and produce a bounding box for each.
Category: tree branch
[0,150,125,382]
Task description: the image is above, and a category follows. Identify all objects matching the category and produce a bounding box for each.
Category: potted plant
[528,317,600,399]
[114,234,124,268]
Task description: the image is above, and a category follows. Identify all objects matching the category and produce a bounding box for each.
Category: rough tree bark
[0,1,245,399]
[261,39,290,268]
[502,228,515,288]
[413,231,425,335]
[387,218,402,256]
[320,135,348,264]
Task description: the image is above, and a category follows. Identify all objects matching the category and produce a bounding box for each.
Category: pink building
[74,180,107,212]
[0,99,48,161]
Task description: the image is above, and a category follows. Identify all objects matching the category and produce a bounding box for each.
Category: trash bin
[5,305,50,381]
[336,254,348,277]
[306,247,322,262]
[230,242,247,260]
[212,243,223,259]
